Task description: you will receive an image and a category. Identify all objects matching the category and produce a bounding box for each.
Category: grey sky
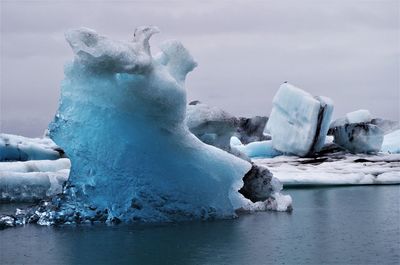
[1,0,399,137]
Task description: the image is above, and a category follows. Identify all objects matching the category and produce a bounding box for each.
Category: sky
[0,0,399,137]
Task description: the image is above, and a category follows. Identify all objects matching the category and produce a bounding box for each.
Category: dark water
[1,186,399,265]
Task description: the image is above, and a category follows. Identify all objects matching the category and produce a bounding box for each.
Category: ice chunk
[186,101,238,151]
[230,136,243,146]
[329,123,384,153]
[381,129,400,154]
[0,134,65,161]
[236,116,270,144]
[232,139,282,158]
[65,26,160,74]
[346,109,371,124]
[0,159,70,202]
[255,154,400,186]
[45,27,291,224]
[266,82,334,157]
[371,118,399,134]
[330,109,372,128]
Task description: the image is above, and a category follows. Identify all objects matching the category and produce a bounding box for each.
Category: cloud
[1,0,399,136]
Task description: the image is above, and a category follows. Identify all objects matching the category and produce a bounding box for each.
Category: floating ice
[371,118,399,134]
[330,123,383,153]
[232,139,282,158]
[0,159,70,202]
[266,82,334,157]
[44,27,290,224]
[186,101,238,151]
[236,116,270,144]
[381,129,400,154]
[255,154,400,186]
[0,133,65,161]
[329,111,384,154]
[330,109,372,128]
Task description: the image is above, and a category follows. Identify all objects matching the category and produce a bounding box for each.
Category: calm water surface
[1,186,399,265]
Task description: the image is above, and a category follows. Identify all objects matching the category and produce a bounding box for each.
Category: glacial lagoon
[1,185,399,265]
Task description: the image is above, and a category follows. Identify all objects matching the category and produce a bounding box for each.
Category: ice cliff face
[45,27,290,224]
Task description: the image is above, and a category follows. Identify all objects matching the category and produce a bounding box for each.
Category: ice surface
[0,159,70,202]
[232,139,282,158]
[0,134,64,161]
[330,124,383,153]
[45,27,291,224]
[346,109,371,124]
[330,109,372,128]
[266,82,334,157]
[381,129,400,154]
[371,118,399,134]
[255,154,400,186]
[186,101,238,151]
[236,116,270,144]
[230,136,243,146]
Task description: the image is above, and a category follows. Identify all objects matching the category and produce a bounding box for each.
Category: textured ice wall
[48,27,289,223]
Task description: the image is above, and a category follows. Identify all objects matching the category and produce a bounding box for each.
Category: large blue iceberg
[41,26,291,224]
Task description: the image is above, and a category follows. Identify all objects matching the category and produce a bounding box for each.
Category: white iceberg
[0,159,70,202]
[381,129,400,154]
[255,154,400,186]
[330,124,383,153]
[0,133,65,161]
[186,101,238,151]
[266,82,334,157]
[231,138,282,158]
[346,109,371,124]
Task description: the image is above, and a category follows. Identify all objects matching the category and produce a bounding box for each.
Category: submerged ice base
[43,27,290,224]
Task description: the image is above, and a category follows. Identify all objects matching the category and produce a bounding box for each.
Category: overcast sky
[1,0,399,137]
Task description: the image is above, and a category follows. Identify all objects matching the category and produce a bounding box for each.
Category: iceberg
[255,154,400,186]
[381,129,400,154]
[0,133,65,161]
[27,26,291,225]
[329,123,383,153]
[266,82,334,157]
[186,101,238,152]
[330,109,372,128]
[329,111,384,154]
[231,138,282,158]
[371,118,399,134]
[236,116,270,144]
[0,159,70,202]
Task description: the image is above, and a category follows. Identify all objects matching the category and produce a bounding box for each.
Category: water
[1,186,399,265]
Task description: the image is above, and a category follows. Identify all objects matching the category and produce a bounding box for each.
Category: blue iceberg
[42,26,291,224]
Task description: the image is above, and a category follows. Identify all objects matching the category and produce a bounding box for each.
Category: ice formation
[186,101,238,151]
[39,27,291,225]
[236,116,270,144]
[371,118,399,134]
[266,82,334,157]
[231,138,282,158]
[381,129,400,154]
[329,111,384,153]
[0,133,65,161]
[186,101,250,161]
[255,154,400,186]
[0,159,70,202]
